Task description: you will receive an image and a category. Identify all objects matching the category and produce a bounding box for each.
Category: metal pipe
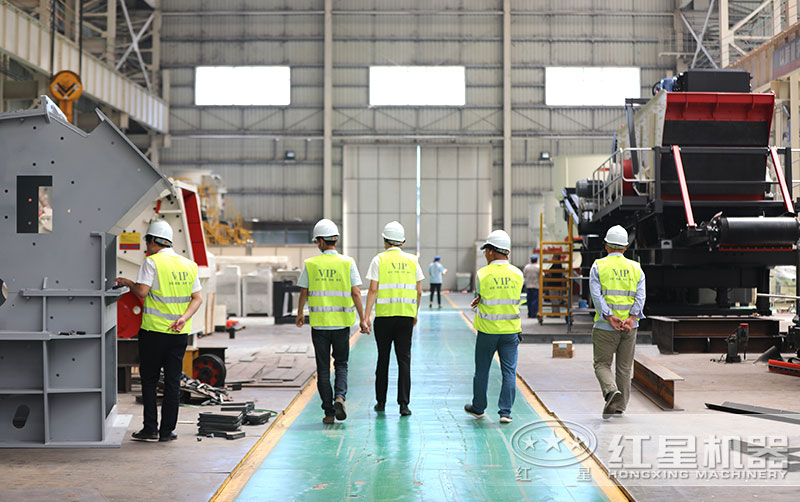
[49,0,56,77]
[78,0,83,76]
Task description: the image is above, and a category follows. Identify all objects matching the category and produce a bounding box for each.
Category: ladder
[537,214,574,325]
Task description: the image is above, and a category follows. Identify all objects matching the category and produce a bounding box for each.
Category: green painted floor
[236,307,615,501]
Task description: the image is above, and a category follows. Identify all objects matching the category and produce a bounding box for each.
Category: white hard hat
[605,225,629,247]
[381,221,405,243]
[481,229,511,254]
[312,218,339,241]
[146,220,173,244]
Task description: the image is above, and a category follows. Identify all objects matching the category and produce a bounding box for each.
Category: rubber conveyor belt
[233,306,626,501]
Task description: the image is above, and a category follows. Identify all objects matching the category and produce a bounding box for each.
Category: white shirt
[366,247,425,282]
[137,248,202,293]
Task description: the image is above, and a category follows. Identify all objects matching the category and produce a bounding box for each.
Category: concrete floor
[0,323,310,502]
[2,293,799,501]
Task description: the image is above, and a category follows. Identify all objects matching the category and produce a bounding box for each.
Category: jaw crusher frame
[0,97,170,447]
[563,70,800,319]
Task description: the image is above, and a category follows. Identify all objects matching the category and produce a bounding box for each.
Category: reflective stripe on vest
[474,262,524,334]
[376,249,418,317]
[141,252,198,334]
[593,254,642,323]
[305,253,356,327]
[308,290,351,297]
[308,306,356,313]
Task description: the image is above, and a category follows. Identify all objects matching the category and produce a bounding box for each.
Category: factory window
[369,66,466,106]
[545,67,640,106]
[195,66,291,106]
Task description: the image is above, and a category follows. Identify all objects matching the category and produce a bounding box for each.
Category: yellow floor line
[445,292,633,502]
[210,329,364,502]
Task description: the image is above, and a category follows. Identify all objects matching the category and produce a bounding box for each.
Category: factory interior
[4,1,800,501]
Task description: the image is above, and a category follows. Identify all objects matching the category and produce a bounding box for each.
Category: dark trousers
[374,316,414,406]
[526,288,539,317]
[430,283,442,306]
[138,330,188,435]
[311,327,350,416]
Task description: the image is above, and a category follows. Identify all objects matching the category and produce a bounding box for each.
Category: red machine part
[117,291,143,339]
[665,92,775,128]
[182,188,209,267]
[621,158,634,196]
[193,354,226,386]
[767,359,800,377]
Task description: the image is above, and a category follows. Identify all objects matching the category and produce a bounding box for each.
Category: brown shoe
[334,396,347,421]
[323,415,335,424]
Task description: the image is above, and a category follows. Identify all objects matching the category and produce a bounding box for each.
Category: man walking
[296,219,368,425]
[522,255,539,318]
[116,220,202,442]
[364,221,424,417]
[465,230,523,424]
[427,255,447,308]
[589,225,646,419]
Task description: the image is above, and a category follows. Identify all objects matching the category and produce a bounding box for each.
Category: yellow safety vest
[305,253,356,327]
[475,262,524,334]
[376,249,418,318]
[141,251,198,334]
[593,254,642,323]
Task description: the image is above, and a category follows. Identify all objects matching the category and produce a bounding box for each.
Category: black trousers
[138,329,188,435]
[430,283,442,305]
[311,327,350,416]
[374,316,414,406]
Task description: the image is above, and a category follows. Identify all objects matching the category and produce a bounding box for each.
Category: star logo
[510,419,598,467]
[521,436,538,451]
[541,432,565,452]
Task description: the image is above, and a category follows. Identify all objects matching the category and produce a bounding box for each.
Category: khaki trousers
[592,327,637,410]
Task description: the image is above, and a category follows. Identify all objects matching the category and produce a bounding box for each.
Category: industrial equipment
[116,179,217,339]
[216,265,243,317]
[0,96,170,447]
[242,267,273,316]
[563,70,800,324]
[724,323,749,363]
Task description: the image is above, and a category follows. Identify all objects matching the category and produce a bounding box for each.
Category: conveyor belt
[219,302,630,501]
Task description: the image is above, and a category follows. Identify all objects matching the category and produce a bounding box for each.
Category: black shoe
[464,404,486,419]
[399,405,412,417]
[374,402,385,412]
[602,390,623,419]
[159,432,178,442]
[132,429,158,441]
[323,415,335,424]
[334,398,347,421]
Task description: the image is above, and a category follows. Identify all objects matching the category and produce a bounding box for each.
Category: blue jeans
[472,331,520,417]
[526,288,538,317]
[311,328,350,416]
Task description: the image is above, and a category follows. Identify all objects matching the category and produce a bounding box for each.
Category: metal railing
[586,147,654,211]
[584,146,796,216]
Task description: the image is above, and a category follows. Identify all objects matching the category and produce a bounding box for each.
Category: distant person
[522,255,539,318]
[465,230,523,424]
[116,220,202,443]
[295,219,368,425]
[364,221,424,417]
[428,255,447,308]
[589,225,646,419]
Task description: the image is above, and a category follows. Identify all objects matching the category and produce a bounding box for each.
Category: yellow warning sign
[120,232,141,250]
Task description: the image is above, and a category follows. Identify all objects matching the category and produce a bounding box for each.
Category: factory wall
[159,0,676,268]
